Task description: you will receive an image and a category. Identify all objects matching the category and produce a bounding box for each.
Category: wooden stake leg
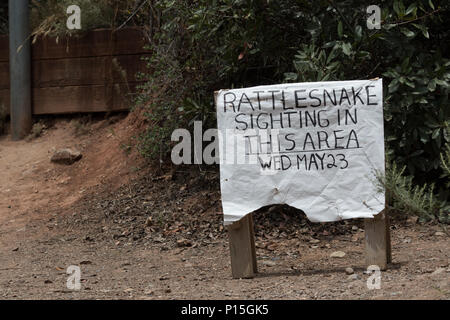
[364,210,392,271]
[227,213,257,279]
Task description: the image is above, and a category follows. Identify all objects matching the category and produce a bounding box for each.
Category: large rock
[51,148,82,165]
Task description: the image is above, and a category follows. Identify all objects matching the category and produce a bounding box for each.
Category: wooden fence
[0,27,150,114]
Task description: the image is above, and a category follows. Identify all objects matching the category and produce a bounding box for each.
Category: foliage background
[135,0,449,221]
[0,0,448,221]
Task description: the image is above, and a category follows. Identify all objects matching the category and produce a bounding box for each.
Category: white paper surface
[216,79,385,225]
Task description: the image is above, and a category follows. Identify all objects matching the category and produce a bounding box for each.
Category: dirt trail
[0,117,135,247]
[0,116,449,300]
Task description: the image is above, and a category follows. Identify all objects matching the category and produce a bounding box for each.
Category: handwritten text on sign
[216,79,385,224]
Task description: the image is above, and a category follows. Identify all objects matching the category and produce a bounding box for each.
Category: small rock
[124,288,134,293]
[261,260,276,267]
[345,267,354,275]
[431,268,445,276]
[50,148,82,165]
[12,247,19,252]
[347,274,359,281]
[330,251,346,258]
[79,260,92,265]
[407,216,418,225]
[434,231,445,236]
[352,226,358,231]
[309,239,320,244]
[153,236,165,243]
[44,279,53,284]
[176,238,192,247]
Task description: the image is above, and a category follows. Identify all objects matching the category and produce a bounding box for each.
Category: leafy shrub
[378,161,449,223]
[0,2,7,34]
[28,0,150,40]
[135,0,313,159]
[441,143,450,189]
[137,0,449,180]
[132,1,450,219]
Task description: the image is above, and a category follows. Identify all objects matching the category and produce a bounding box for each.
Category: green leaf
[354,25,362,40]
[429,0,435,10]
[405,3,417,16]
[401,28,415,37]
[432,128,440,140]
[428,79,437,91]
[337,21,343,38]
[341,42,351,56]
[284,72,298,81]
[394,0,405,17]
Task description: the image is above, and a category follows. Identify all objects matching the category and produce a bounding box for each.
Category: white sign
[216,79,385,224]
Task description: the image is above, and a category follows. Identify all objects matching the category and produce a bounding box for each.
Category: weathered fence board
[32,54,149,88]
[30,28,148,59]
[0,27,150,114]
[32,83,138,114]
[0,61,8,89]
[0,36,7,62]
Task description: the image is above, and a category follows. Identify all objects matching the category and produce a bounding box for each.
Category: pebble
[345,267,354,275]
[50,148,82,165]
[431,268,445,276]
[176,239,192,247]
[309,239,320,244]
[330,251,346,258]
[261,260,276,267]
[347,274,359,281]
[434,231,445,236]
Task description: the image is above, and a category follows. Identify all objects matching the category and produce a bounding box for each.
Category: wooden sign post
[228,211,391,278]
[364,210,392,270]
[227,213,257,278]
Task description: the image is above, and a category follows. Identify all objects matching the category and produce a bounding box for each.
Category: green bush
[378,161,449,223]
[134,1,449,218]
[0,2,7,34]
[28,0,150,40]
